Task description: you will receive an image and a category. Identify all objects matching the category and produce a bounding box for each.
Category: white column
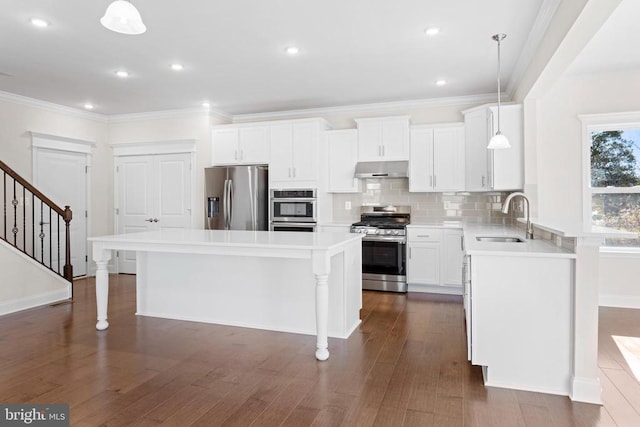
[571,236,604,404]
[93,245,111,331]
[312,250,331,361]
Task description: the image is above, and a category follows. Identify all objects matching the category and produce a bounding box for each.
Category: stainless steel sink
[475,236,525,243]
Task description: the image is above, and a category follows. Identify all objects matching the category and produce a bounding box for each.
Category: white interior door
[116,153,192,274]
[34,148,88,276]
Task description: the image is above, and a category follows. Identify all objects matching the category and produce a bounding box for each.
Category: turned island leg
[313,251,331,361]
[315,274,330,361]
[93,245,112,331]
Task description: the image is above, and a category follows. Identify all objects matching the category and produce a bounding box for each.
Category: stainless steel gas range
[350,206,410,293]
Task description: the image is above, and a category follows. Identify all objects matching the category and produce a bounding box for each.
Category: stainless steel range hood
[354,161,408,179]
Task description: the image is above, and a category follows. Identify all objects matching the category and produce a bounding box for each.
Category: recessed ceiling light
[171,63,184,71]
[116,70,129,78]
[285,46,300,55]
[436,79,447,86]
[425,27,440,36]
[30,18,49,28]
[84,103,94,110]
[202,102,210,108]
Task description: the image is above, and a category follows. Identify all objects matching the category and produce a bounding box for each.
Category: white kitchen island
[89,229,363,361]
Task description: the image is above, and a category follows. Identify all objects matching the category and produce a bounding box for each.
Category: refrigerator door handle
[228,179,233,228]
[223,179,229,229]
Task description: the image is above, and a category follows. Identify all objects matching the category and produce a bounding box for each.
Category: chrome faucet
[501,192,534,239]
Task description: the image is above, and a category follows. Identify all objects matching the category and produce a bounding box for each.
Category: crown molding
[506,0,562,98]
[232,93,498,123]
[107,106,231,124]
[0,90,107,122]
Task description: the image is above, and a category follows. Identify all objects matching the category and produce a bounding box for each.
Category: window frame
[580,111,640,250]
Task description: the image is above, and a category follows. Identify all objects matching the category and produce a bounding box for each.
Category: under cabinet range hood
[354,161,409,179]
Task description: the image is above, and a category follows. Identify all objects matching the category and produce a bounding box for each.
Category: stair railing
[0,160,73,288]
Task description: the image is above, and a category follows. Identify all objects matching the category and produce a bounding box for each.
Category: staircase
[0,160,73,315]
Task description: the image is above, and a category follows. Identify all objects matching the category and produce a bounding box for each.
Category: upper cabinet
[269,119,330,188]
[212,125,269,165]
[355,116,410,161]
[463,104,523,191]
[326,129,360,193]
[409,124,465,192]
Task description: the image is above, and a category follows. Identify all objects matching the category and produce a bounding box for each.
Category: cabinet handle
[293,167,296,178]
[409,247,412,259]
[481,176,486,187]
[382,145,385,156]
[434,175,437,188]
[417,234,430,238]
[461,235,464,251]
[153,218,159,223]
[144,218,154,222]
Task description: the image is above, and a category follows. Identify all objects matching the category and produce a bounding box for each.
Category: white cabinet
[409,124,465,192]
[407,226,463,293]
[326,129,360,193]
[212,125,269,165]
[443,229,463,285]
[466,252,573,394]
[463,104,523,191]
[407,230,441,285]
[269,119,329,188]
[355,116,410,161]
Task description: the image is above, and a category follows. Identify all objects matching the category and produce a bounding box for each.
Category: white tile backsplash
[332,178,522,224]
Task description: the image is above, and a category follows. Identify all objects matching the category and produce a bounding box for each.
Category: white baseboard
[570,376,603,404]
[408,283,463,296]
[0,287,71,316]
[599,294,640,309]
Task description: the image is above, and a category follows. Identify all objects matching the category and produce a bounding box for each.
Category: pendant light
[487,33,510,149]
[100,1,146,35]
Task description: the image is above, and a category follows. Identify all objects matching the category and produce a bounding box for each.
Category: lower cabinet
[407,226,463,294]
[465,253,573,394]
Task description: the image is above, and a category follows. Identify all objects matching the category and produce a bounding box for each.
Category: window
[582,113,640,248]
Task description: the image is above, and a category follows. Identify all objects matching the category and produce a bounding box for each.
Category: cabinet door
[327,129,359,192]
[357,121,383,161]
[212,128,239,165]
[407,243,440,285]
[239,126,269,164]
[381,118,409,160]
[269,124,293,182]
[442,229,463,286]
[433,127,465,191]
[464,110,490,191]
[409,127,434,192]
[291,123,316,182]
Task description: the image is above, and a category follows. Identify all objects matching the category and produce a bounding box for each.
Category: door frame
[112,139,197,273]
[31,132,94,277]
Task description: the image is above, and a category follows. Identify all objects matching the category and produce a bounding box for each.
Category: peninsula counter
[89,229,363,361]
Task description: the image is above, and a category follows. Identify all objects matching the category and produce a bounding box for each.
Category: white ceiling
[567,0,640,76]
[0,0,549,116]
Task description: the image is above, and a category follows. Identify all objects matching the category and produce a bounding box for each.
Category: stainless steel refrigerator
[204,165,269,230]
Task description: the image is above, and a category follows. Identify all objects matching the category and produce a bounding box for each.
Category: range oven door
[360,237,407,292]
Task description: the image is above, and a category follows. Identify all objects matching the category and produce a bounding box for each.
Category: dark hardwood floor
[0,275,638,426]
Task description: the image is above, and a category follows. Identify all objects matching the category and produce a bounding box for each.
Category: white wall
[534,68,640,307]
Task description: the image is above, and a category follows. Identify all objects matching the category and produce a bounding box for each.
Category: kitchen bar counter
[89,229,363,361]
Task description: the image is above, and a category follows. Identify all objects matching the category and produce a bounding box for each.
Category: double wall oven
[270,189,317,232]
[351,206,410,293]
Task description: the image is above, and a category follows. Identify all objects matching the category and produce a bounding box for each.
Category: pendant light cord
[493,34,506,135]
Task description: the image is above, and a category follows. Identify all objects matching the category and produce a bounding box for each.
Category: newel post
[63,206,73,294]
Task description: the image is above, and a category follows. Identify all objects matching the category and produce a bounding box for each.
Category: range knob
[392,230,399,235]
